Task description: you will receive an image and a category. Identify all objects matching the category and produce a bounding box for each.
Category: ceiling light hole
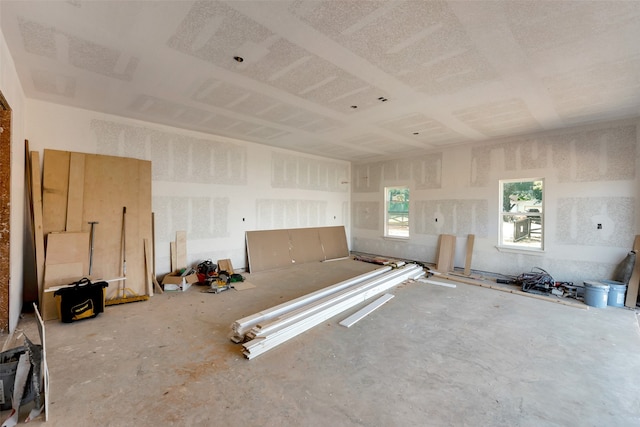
[413,132,419,135]
[233,56,244,63]
[350,105,358,109]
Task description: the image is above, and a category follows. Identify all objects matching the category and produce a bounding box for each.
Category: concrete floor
[3,259,640,426]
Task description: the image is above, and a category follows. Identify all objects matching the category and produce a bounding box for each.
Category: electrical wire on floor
[515,267,555,295]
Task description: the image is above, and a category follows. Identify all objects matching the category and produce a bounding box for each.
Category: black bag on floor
[54,277,108,323]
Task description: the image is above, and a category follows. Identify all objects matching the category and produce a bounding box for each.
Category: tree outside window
[499,179,543,249]
[385,186,409,238]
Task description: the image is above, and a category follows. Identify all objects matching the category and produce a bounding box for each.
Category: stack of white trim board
[230,263,425,359]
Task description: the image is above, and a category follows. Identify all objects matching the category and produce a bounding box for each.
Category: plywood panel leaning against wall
[624,235,640,308]
[246,226,350,272]
[42,150,69,236]
[289,228,323,264]
[318,226,350,260]
[42,232,89,320]
[41,150,152,306]
[246,229,292,273]
[81,153,152,301]
[436,234,456,273]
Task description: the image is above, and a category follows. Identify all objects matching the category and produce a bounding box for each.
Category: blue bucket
[601,280,627,307]
[583,281,610,308]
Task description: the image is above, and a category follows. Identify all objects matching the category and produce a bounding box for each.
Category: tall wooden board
[30,151,46,302]
[23,141,39,304]
[176,230,187,271]
[143,239,153,297]
[40,151,152,303]
[464,234,475,276]
[81,153,151,299]
[65,152,85,232]
[624,235,640,308]
[436,234,456,273]
[42,150,70,235]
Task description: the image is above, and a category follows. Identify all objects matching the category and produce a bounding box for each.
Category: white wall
[0,27,26,332]
[352,118,640,284]
[26,100,351,276]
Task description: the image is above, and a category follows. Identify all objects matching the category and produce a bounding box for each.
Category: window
[499,179,543,249]
[385,186,409,238]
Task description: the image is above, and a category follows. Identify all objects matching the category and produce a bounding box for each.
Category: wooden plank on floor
[65,152,85,232]
[339,293,395,328]
[624,235,640,308]
[463,234,475,276]
[436,234,456,273]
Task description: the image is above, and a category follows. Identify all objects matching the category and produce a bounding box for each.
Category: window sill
[496,245,545,255]
[383,235,410,242]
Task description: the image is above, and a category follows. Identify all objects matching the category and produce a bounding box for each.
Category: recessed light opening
[234,56,244,63]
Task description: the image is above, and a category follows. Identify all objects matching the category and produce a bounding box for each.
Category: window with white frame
[499,179,543,249]
[384,186,409,238]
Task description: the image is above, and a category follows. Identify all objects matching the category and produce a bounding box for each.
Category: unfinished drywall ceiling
[2,1,640,162]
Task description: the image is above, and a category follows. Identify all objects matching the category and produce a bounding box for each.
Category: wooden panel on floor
[289,228,323,264]
[463,234,475,276]
[65,152,85,232]
[624,235,640,308]
[318,226,349,260]
[42,149,70,235]
[436,234,456,273]
[246,229,292,273]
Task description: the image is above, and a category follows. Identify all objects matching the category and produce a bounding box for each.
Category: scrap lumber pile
[231,263,425,359]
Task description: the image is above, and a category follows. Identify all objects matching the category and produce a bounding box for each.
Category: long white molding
[339,293,395,328]
[241,263,424,359]
[230,265,392,342]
